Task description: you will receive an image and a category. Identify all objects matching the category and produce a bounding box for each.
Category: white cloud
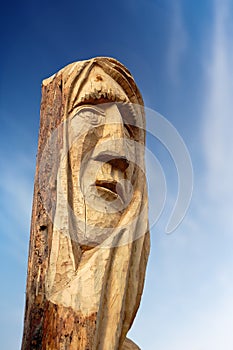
[0,152,34,221]
[129,216,233,350]
[167,1,188,84]
[203,0,233,213]
[132,5,233,337]
[0,151,34,263]
[0,304,24,350]
[171,289,233,350]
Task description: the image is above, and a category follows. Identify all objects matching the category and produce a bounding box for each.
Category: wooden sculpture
[22,57,150,350]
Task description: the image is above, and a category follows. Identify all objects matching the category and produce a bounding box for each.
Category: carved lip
[94,180,124,202]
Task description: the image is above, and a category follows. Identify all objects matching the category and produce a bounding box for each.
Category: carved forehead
[60,57,145,131]
[70,65,130,110]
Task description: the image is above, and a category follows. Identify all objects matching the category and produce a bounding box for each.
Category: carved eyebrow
[72,105,105,119]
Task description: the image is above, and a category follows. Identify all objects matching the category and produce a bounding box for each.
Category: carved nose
[108,156,129,172]
[111,119,125,139]
[102,117,125,141]
[94,152,129,172]
[99,104,129,162]
[92,104,132,171]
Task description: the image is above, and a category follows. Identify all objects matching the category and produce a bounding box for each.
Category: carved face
[69,101,141,248]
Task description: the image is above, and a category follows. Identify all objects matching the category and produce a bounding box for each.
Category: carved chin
[76,182,129,249]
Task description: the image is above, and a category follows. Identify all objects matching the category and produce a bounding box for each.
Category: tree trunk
[21,58,149,350]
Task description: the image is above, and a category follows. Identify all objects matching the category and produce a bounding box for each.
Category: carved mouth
[94,180,124,202]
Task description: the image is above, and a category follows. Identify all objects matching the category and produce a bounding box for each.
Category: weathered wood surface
[22,57,150,350]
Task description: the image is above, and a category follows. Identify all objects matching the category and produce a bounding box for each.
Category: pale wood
[22,57,150,350]
[123,339,141,350]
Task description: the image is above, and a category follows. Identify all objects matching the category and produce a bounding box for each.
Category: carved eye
[77,106,105,125]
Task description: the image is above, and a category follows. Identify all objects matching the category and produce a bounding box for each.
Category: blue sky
[1,0,233,349]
